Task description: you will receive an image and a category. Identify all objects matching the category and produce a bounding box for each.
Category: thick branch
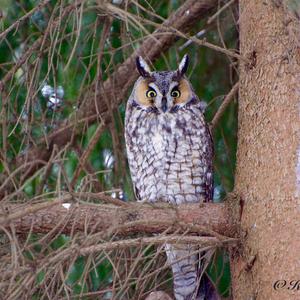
[1,201,238,237]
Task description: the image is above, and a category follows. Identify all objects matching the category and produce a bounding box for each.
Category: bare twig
[211,81,239,129]
[0,0,51,41]
[71,123,105,187]
[207,0,236,24]
[79,235,237,254]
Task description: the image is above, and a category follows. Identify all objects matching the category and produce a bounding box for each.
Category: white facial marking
[139,57,151,74]
[148,83,162,96]
[169,81,179,93]
[178,54,188,73]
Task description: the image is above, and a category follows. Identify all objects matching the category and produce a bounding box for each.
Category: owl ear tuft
[136,56,151,77]
[177,54,189,76]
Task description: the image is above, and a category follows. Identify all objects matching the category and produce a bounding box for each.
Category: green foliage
[207,249,231,297]
[66,256,86,286]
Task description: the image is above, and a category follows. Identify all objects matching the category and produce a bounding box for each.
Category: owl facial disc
[134,55,192,113]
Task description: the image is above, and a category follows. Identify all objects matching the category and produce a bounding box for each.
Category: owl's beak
[161,97,168,113]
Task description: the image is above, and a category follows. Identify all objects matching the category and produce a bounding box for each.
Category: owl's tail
[165,244,219,300]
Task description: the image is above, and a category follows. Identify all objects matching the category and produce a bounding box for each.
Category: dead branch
[211,81,239,129]
[1,200,238,237]
[79,235,237,255]
[71,123,105,186]
[207,0,236,24]
[0,0,51,41]
[0,2,80,92]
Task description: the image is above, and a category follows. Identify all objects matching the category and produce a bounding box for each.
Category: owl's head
[132,55,195,114]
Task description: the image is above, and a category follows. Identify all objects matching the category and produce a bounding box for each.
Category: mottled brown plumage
[125,55,214,300]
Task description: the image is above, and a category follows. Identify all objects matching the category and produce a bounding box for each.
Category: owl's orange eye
[146,89,157,98]
[171,88,181,98]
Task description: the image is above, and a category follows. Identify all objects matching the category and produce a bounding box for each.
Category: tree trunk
[232,1,300,299]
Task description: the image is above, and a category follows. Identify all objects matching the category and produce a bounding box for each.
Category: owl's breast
[126,108,213,204]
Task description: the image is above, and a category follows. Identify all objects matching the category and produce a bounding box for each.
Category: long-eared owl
[125,55,215,300]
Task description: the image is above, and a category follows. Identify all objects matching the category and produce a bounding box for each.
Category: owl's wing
[133,185,141,201]
[126,151,142,201]
[194,100,214,202]
[203,122,214,203]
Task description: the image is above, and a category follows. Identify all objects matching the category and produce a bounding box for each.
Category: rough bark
[1,201,238,238]
[232,1,300,299]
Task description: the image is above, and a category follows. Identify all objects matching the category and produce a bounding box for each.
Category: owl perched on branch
[125,55,216,300]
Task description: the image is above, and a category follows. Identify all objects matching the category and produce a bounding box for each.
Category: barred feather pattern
[125,70,214,300]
